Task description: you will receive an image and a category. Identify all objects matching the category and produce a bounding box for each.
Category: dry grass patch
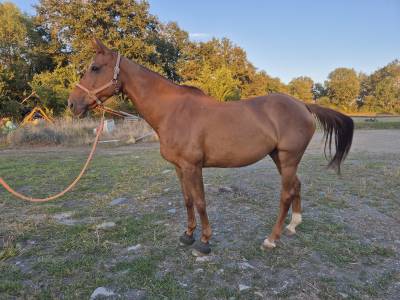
[2,117,156,147]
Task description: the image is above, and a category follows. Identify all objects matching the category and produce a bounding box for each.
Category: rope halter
[76,53,122,107]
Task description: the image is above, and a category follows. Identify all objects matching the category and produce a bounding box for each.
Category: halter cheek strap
[76,53,122,107]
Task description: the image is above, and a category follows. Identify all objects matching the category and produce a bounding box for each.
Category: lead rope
[0,110,105,203]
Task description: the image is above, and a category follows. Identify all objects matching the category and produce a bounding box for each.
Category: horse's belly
[203,134,276,168]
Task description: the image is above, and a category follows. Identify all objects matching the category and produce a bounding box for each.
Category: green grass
[354,121,400,129]
[298,217,395,267]
[0,264,25,295]
[0,237,20,262]
[363,271,400,297]
[112,254,185,298]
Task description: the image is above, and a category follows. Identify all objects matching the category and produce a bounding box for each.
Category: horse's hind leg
[286,176,302,235]
[262,150,301,249]
[270,152,303,235]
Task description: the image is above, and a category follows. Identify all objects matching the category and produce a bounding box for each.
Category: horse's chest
[158,133,203,165]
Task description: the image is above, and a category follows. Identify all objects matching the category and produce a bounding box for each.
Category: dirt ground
[0,129,399,299]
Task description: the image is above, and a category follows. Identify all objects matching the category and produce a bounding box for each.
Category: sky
[10,0,400,83]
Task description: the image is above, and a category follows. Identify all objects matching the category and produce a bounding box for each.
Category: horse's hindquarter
[263,94,316,153]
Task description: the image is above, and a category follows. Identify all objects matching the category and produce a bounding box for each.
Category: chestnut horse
[68,39,354,256]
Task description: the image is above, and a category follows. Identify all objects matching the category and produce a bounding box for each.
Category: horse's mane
[180,85,206,95]
[124,55,206,96]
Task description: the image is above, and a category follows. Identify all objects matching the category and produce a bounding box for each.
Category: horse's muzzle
[67,98,89,118]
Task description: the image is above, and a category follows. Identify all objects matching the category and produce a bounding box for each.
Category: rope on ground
[0,111,105,203]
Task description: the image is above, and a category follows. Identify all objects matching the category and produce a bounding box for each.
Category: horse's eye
[91,65,100,72]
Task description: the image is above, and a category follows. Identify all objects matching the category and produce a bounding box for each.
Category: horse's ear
[91,38,109,54]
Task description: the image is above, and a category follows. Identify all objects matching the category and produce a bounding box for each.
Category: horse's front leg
[175,166,196,245]
[179,163,212,256]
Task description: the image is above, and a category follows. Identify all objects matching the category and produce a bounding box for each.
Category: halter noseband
[76,53,122,107]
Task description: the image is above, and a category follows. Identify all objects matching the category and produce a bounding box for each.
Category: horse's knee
[194,200,206,214]
[184,196,194,209]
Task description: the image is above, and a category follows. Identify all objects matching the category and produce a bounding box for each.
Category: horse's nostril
[68,102,74,109]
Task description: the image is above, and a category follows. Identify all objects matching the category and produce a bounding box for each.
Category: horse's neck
[120,57,178,132]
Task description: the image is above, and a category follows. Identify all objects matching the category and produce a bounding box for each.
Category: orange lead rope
[0,111,105,203]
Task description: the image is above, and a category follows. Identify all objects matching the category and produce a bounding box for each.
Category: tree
[0,2,32,116]
[177,37,261,96]
[241,71,269,98]
[0,2,53,117]
[358,60,400,112]
[288,76,314,102]
[374,77,399,112]
[312,82,327,100]
[326,68,360,110]
[35,0,164,72]
[153,22,190,82]
[30,65,80,115]
[185,64,240,101]
[265,76,288,94]
[0,64,20,117]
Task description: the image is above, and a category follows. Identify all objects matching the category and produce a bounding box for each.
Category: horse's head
[68,38,121,117]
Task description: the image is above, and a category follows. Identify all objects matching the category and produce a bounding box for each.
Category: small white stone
[127,244,142,252]
[168,202,172,206]
[239,284,251,292]
[195,256,212,263]
[167,208,176,214]
[53,212,73,220]
[219,186,233,193]
[164,188,171,192]
[96,222,116,229]
[238,261,256,270]
[254,291,264,297]
[178,281,188,287]
[90,287,115,299]
[57,219,78,226]
[162,169,171,174]
[109,197,128,206]
[53,212,77,226]
[193,268,204,274]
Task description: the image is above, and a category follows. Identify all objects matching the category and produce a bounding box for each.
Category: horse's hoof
[179,231,195,246]
[285,225,296,236]
[192,240,211,256]
[261,238,276,250]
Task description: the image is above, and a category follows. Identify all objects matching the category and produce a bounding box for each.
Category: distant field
[0,130,399,299]
[351,116,400,129]
[351,116,400,123]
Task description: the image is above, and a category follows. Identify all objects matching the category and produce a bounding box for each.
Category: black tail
[306,104,354,174]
